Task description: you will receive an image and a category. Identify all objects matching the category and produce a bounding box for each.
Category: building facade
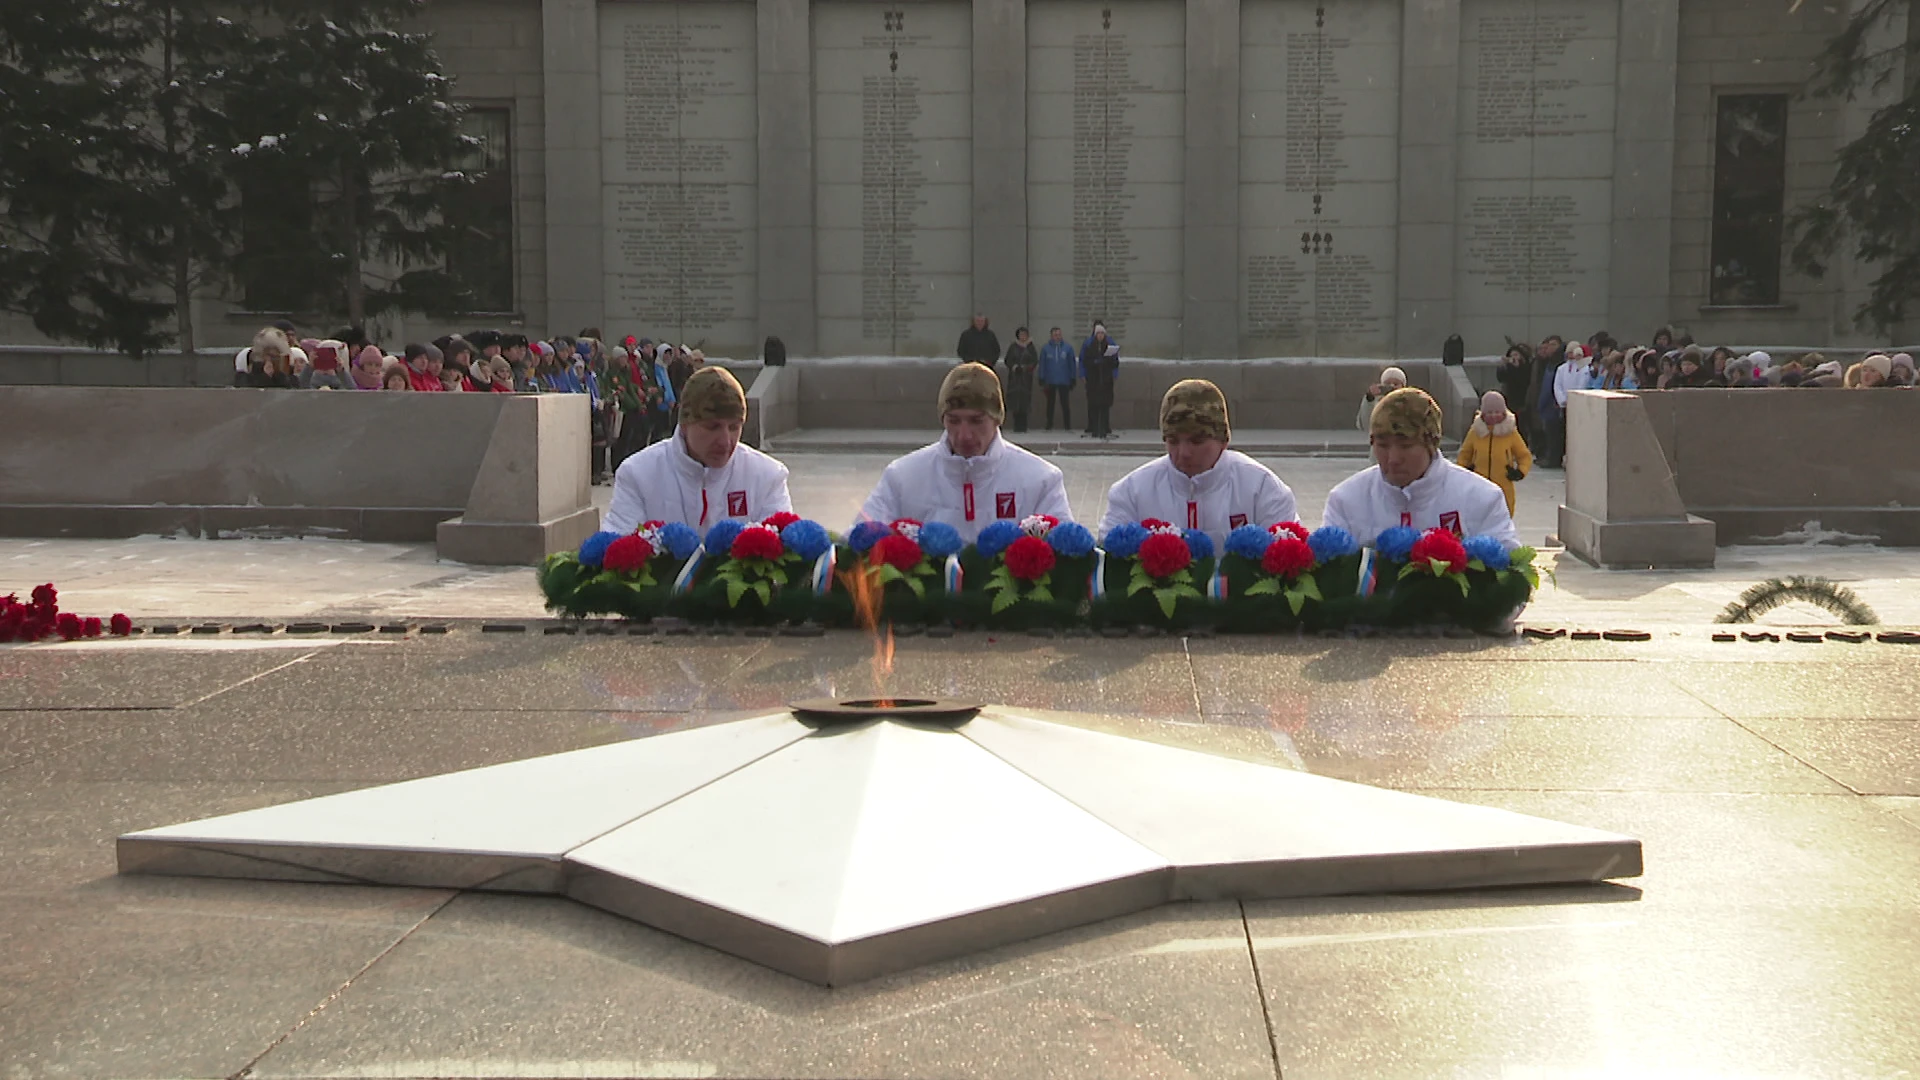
[7,0,1907,360]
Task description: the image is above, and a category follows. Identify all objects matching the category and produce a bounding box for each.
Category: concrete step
[764,427,1381,457]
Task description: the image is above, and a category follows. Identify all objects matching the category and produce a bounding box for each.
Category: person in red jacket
[402,344,444,392]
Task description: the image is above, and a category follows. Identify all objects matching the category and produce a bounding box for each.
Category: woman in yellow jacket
[1457,390,1532,517]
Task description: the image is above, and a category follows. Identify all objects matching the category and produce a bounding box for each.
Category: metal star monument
[118,700,1641,985]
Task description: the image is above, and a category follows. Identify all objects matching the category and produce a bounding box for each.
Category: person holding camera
[1455,390,1531,518]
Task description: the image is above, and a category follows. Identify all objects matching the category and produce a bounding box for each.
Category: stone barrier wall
[0,387,596,563]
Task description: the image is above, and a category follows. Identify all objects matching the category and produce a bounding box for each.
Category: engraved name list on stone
[1239,0,1399,356]
[1453,0,1616,346]
[816,2,971,356]
[600,4,757,351]
[1028,1,1184,356]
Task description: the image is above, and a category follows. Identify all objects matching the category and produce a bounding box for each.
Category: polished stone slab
[1738,716,1920,796]
[120,706,1640,985]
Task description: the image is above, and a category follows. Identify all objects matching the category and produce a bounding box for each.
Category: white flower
[892,521,921,541]
[1019,514,1056,537]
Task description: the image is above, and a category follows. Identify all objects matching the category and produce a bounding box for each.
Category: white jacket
[1553,361,1597,408]
[1098,451,1299,548]
[603,433,792,535]
[858,432,1072,542]
[1322,456,1520,549]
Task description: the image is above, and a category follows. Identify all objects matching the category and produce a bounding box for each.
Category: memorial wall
[1239,0,1400,357]
[815,1,975,356]
[572,0,1632,358]
[1028,1,1186,356]
[1453,0,1618,351]
[600,2,759,356]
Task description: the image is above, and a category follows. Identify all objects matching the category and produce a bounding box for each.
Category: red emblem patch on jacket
[1439,511,1462,536]
[1229,514,1248,529]
[995,492,1017,518]
[727,490,748,517]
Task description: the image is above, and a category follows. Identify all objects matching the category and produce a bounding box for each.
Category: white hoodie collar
[1159,451,1230,494]
[673,430,731,483]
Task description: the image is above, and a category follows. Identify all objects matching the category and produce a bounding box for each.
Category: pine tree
[226,0,477,325]
[1789,0,1920,332]
[0,2,174,356]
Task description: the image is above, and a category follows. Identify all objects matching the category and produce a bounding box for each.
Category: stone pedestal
[1560,389,1715,569]
[437,395,599,566]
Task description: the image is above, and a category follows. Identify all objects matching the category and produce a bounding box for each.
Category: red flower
[729,526,785,561]
[1137,532,1193,579]
[1409,528,1469,574]
[82,616,103,637]
[110,613,133,636]
[1141,518,1172,531]
[54,612,83,640]
[602,534,656,573]
[870,533,925,572]
[1269,521,1310,542]
[1004,535,1056,581]
[31,583,56,611]
[1261,536,1314,579]
[762,511,802,530]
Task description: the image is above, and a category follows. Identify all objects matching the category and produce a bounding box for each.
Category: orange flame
[839,560,894,694]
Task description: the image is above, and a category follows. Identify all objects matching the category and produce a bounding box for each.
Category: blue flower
[578,530,620,568]
[1307,526,1359,562]
[1374,525,1421,563]
[1102,522,1149,558]
[974,520,1022,559]
[847,519,891,553]
[704,520,745,555]
[1463,534,1510,571]
[659,522,702,560]
[918,521,964,559]
[1182,529,1215,561]
[1047,522,1096,558]
[1225,525,1272,561]
[781,520,832,562]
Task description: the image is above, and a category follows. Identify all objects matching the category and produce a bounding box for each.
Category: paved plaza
[4,451,1920,1078]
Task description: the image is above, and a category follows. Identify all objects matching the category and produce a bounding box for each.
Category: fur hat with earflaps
[938,363,1005,424]
[1370,387,1443,449]
[1160,379,1230,441]
[679,366,747,424]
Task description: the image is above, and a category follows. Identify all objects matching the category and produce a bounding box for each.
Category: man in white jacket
[857,363,1072,541]
[1552,342,1597,410]
[1323,387,1520,549]
[1099,379,1299,546]
[602,366,792,534]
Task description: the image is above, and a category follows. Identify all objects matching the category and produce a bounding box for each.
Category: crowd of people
[1492,329,1917,469]
[955,314,1123,439]
[232,319,735,484]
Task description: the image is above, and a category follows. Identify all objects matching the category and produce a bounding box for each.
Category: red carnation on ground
[110,614,133,636]
[1261,536,1314,579]
[762,511,802,530]
[728,526,785,561]
[1004,535,1057,581]
[82,617,103,637]
[31,583,56,611]
[602,534,656,573]
[870,533,925,572]
[1137,532,1193,579]
[54,612,83,640]
[1409,528,1468,574]
[1269,521,1310,541]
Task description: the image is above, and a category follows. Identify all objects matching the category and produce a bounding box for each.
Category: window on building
[445,107,515,313]
[1709,93,1789,307]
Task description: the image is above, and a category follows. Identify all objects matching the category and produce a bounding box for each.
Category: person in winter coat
[1080,322,1120,438]
[1356,366,1408,430]
[1037,327,1078,430]
[1002,328,1039,433]
[1324,387,1520,550]
[1496,343,1533,435]
[1456,390,1532,517]
[603,367,791,534]
[857,363,1073,542]
[1525,334,1565,465]
[1099,379,1299,548]
[957,313,1001,368]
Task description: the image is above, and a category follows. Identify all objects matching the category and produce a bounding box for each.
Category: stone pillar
[1183,0,1239,358]
[1609,0,1679,347]
[1394,0,1460,359]
[1828,0,1909,344]
[973,0,1027,331]
[758,0,816,355]
[542,0,603,336]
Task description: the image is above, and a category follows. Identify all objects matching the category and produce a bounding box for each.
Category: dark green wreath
[1716,576,1879,625]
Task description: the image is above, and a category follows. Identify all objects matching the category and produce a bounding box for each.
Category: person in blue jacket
[1037,327,1078,431]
